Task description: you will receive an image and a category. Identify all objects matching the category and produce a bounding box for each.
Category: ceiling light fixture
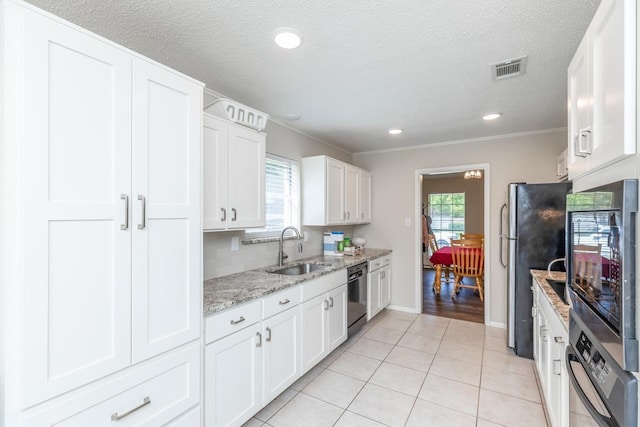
[274,27,302,49]
[482,112,502,121]
[464,170,482,179]
[388,129,403,135]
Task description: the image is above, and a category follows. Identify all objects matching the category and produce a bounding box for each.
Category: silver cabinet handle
[230,316,245,325]
[111,396,151,421]
[279,299,290,305]
[329,297,334,308]
[554,336,564,344]
[220,207,227,222]
[231,208,237,221]
[256,331,262,347]
[324,300,329,311]
[266,327,272,342]
[120,194,129,230]
[137,195,146,230]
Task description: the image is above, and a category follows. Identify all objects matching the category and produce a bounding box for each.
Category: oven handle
[565,346,616,427]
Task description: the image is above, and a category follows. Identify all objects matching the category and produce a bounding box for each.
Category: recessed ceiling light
[281,113,301,121]
[482,112,502,121]
[274,28,302,49]
[388,128,403,135]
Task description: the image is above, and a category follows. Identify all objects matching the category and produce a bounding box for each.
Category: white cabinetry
[203,113,266,231]
[300,270,348,374]
[367,255,392,320]
[2,1,202,423]
[532,279,569,427]
[567,0,636,179]
[204,286,302,427]
[301,155,372,226]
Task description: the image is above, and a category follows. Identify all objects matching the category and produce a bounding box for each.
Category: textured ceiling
[25,0,601,153]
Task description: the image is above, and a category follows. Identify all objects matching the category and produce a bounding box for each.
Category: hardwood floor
[422,267,485,323]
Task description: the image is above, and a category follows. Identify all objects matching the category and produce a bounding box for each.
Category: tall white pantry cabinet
[1,1,203,425]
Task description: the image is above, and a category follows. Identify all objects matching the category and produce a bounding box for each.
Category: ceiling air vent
[491,56,528,81]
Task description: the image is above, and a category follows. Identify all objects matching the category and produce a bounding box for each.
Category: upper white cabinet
[2,0,202,421]
[567,0,636,179]
[203,113,266,231]
[301,155,372,226]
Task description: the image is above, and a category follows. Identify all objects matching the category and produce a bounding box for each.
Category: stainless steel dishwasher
[347,262,368,337]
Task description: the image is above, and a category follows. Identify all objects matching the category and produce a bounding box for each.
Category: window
[428,193,465,247]
[245,154,300,240]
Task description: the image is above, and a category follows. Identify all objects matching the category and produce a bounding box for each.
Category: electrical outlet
[231,236,239,251]
[405,217,411,226]
[304,231,309,242]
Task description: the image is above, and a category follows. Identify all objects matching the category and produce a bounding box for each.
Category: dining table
[429,246,454,295]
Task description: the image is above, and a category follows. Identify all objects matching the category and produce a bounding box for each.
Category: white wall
[354,130,566,326]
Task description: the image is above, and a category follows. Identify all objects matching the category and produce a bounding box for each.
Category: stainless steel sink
[547,279,568,305]
[268,263,329,276]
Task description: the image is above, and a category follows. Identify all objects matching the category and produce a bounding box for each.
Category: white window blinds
[245,154,300,239]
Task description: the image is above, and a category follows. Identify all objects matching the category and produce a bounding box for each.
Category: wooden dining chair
[427,234,453,284]
[460,233,484,241]
[450,238,485,301]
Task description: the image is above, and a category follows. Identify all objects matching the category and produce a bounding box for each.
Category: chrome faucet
[278,226,303,266]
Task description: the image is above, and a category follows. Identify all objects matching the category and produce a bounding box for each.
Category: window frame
[244,153,301,242]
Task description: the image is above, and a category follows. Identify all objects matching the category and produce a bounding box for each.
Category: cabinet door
[344,166,359,223]
[326,159,345,224]
[367,271,381,321]
[131,59,202,363]
[567,35,590,180]
[227,125,265,229]
[203,115,229,231]
[19,5,133,405]
[327,285,348,352]
[263,308,300,403]
[205,324,263,427]
[590,0,634,168]
[300,294,328,374]
[380,266,391,308]
[358,170,372,223]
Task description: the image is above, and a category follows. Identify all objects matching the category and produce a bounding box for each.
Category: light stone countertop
[531,269,569,331]
[203,248,392,317]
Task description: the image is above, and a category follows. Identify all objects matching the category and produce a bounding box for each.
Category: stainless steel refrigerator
[501,182,571,359]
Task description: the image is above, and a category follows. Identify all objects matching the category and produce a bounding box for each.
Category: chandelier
[464,170,482,179]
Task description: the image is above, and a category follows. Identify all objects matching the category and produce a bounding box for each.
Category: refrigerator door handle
[499,203,508,268]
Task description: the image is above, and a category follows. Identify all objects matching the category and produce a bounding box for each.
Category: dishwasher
[347,262,368,337]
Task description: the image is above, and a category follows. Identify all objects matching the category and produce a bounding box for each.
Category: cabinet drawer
[369,255,390,272]
[25,343,200,427]
[262,286,300,319]
[205,299,261,344]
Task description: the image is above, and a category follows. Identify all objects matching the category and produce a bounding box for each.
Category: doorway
[415,165,490,324]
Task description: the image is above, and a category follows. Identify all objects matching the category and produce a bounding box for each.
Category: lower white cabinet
[367,255,392,320]
[205,322,263,427]
[23,343,201,427]
[532,279,569,427]
[263,306,301,402]
[300,273,348,374]
[205,287,303,427]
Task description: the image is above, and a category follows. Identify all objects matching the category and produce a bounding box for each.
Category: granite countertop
[203,248,392,317]
[530,269,569,331]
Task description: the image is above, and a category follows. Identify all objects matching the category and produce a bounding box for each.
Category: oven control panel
[575,331,616,397]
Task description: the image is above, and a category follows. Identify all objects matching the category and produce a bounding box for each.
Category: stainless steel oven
[567,311,637,426]
[565,179,639,426]
[566,179,638,371]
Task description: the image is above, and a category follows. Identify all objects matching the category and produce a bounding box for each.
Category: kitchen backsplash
[203,226,356,280]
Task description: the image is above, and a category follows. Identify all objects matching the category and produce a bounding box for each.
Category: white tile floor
[244,310,550,427]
